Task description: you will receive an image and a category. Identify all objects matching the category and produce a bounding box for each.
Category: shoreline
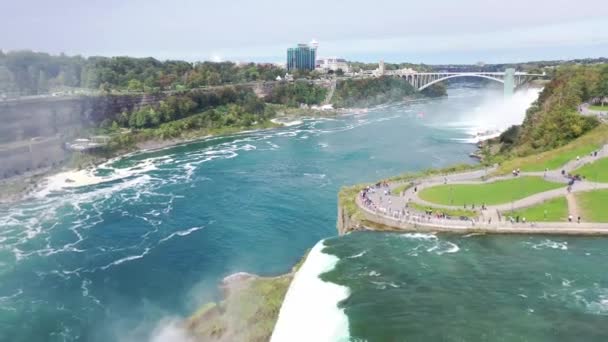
[0,92,441,205]
[0,108,344,205]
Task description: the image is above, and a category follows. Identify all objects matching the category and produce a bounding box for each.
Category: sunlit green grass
[505,197,568,222]
[573,157,608,183]
[418,176,563,206]
[495,125,607,174]
[576,190,608,222]
[408,202,478,218]
[521,145,599,172]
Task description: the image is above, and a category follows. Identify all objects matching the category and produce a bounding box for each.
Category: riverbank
[0,105,344,204]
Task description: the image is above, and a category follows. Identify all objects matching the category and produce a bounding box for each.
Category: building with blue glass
[286,43,317,71]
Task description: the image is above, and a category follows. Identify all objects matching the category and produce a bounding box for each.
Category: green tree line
[0,50,285,96]
[265,81,327,107]
[104,86,266,130]
[332,76,419,107]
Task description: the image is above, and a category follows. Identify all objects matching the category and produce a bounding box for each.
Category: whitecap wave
[303,173,326,179]
[426,241,460,255]
[0,289,23,302]
[159,226,205,243]
[346,250,366,259]
[34,158,158,197]
[568,287,608,315]
[400,233,437,240]
[101,247,151,270]
[529,239,568,250]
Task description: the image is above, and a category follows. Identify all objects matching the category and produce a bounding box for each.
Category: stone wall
[0,93,165,178]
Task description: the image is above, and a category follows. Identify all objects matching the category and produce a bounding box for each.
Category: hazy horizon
[2,47,607,66]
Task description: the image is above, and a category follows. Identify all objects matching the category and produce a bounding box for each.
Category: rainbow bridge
[385,69,546,96]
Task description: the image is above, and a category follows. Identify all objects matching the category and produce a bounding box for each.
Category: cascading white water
[270,240,350,342]
[446,87,542,143]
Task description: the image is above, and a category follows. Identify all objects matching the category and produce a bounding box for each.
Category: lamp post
[450,186,454,205]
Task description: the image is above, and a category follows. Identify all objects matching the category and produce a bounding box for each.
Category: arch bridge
[386,69,546,96]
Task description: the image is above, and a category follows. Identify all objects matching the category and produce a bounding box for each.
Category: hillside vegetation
[332,76,420,107]
[496,64,608,157]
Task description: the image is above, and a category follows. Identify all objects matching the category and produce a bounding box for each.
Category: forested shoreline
[491,64,608,159]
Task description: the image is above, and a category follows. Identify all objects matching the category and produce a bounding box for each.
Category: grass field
[408,202,478,218]
[500,144,599,173]
[573,157,608,183]
[505,197,568,222]
[589,105,608,111]
[576,190,608,222]
[418,176,563,206]
[495,124,607,174]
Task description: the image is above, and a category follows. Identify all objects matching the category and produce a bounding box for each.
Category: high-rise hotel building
[286,41,317,71]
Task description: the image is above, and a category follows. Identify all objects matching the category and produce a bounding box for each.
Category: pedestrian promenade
[356,144,608,234]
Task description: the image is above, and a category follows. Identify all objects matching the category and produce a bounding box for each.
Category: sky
[1,0,608,64]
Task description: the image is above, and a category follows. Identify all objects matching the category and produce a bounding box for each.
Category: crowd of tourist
[357,147,604,227]
[359,183,476,227]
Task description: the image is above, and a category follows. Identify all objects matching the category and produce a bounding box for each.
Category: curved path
[356,144,608,234]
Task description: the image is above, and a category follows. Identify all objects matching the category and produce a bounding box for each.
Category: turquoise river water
[3,85,606,342]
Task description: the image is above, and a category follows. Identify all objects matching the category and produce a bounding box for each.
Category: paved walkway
[566,193,580,220]
[357,144,608,234]
[579,104,608,121]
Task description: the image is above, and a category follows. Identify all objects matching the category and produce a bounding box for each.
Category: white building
[316,57,350,73]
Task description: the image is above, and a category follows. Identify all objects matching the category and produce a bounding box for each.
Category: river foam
[270,240,350,342]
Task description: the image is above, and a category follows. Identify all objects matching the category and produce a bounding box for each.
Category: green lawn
[418,176,563,206]
[573,157,608,183]
[505,197,569,222]
[495,125,608,175]
[576,190,608,222]
[519,145,599,172]
[409,202,478,218]
[589,105,608,111]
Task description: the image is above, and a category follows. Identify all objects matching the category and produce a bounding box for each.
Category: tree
[127,79,144,92]
[110,121,120,132]
[37,70,48,93]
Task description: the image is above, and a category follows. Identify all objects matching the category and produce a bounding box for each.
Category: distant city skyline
[1,0,608,64]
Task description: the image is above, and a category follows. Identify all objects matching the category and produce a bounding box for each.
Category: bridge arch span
[414,74,505,91]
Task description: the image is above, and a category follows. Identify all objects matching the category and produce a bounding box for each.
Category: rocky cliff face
[337,202,364,235]
[0,94,165,178]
